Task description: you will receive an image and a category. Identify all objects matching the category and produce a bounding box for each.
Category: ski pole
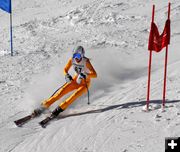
[84,78,90,105]
[50,82,67,97]
[50,77,74,97]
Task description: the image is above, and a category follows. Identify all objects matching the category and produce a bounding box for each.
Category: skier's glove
[76,73,87,84]
[65,73,73,82]
[79,73,86,79]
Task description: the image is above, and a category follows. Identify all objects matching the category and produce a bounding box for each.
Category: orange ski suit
[42,57,97,110]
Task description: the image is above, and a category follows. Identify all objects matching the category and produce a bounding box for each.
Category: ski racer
[34,46,97,118]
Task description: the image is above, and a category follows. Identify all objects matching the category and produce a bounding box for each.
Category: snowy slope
[0,0,180,152]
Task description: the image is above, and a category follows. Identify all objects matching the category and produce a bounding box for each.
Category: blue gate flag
[0,0,11,13]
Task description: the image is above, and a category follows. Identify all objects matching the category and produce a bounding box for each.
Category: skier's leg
[59,84,89,110]
[42,81,78,108]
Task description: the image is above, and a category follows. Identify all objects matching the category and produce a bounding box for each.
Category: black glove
[65,73,73,82]
[80,73,86,79]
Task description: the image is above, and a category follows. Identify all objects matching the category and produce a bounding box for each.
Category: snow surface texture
[0,0,180,152]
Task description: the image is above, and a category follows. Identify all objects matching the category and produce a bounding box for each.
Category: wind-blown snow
[0,0,180,152]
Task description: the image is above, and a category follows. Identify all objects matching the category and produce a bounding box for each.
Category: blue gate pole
[10,0,13,56]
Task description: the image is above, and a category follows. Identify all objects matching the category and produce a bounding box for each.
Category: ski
[39,115,55,128]
[14,113,37,127]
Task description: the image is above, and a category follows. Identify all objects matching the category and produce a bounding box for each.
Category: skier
[34,46,97,118]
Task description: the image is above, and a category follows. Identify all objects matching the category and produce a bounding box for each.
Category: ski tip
[39,116,52,128]
[14,121,22,127]
[39,122,46,128]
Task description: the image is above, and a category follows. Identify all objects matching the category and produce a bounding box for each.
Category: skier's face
[73,53,82,63]
[75,58,82,63]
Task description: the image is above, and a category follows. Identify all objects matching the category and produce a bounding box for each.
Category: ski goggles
[73,53,82,59]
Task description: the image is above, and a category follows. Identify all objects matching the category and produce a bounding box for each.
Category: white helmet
[72,46,85,58]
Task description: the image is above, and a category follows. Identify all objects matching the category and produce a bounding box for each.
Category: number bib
[72,57,88,74]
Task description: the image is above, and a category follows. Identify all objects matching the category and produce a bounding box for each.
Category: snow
[0,0,180,152]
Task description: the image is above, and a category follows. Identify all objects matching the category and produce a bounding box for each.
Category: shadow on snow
[58,99,180,119]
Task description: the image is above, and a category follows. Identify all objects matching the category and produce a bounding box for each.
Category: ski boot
[50,106,64,118]
[39,106,64,128]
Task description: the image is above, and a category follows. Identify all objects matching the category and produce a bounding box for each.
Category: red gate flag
[148,19,171,52]
[146,3,171,111]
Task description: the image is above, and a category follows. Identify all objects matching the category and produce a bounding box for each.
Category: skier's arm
[86,59,97,78]
[64,58,72,75]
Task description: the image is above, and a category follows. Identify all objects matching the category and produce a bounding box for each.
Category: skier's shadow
[58,99,180,119]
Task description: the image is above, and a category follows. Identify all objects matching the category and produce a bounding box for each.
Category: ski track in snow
[0,0,180,152]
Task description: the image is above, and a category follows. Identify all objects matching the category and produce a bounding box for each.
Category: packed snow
[0,0,180,152]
